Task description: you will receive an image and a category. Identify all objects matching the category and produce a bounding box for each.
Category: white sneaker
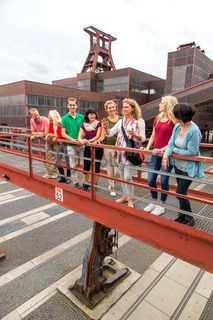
[144,203,156,212]
[43,173,52,179]
[51,173,58,179]
[110,190,117,197]
[108,185,116,197]
[151,205,165,216]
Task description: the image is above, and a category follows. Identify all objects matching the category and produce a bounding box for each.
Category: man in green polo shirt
[62,97,84,187]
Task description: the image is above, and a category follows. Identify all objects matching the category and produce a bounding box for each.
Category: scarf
[83,120,99,132]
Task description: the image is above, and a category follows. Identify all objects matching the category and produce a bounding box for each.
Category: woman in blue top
[162,103,204,226]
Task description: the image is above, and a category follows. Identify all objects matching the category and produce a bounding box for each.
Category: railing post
[27,136,33,177]
[91,145,96,199]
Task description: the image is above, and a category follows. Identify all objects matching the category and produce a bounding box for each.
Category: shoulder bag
[121,121,144,166]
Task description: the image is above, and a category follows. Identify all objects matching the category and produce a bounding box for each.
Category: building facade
[0,42,212,135]
[165,42,213,93]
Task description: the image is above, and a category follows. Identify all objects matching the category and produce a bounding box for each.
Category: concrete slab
[130,268,159,297]
[150,253,174,273]
[128,300,170,320]
[21,211,49,225]
[0,194,15,201]
[165,259,200,288]
[195,272,213,298]
[101,290,138,320]
[145,276,188,316]
[178,292,208,320]
[58,260,141,320]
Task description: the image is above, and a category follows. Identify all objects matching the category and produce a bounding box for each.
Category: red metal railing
[0,130,212,272]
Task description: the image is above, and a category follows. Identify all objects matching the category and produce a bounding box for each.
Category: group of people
[29,95,204,227]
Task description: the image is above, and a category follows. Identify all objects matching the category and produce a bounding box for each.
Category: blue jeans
[174,166,192,213]
[148,155,172,203]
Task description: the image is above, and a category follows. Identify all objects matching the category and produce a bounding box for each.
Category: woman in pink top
[144,95,177,215]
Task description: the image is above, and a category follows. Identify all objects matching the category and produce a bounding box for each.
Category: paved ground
[0,148,212,319]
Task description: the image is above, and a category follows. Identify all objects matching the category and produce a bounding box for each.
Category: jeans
[104,148,117,188]
[45,141,58,175]
[117,162,136,197]
[148,155,172,203]
[67,145,84,182]
[175,166,192,213]
[55,142,70,177]
[55,142,70,168]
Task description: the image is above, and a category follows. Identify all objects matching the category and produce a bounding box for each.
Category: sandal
[116,197,128,204]
[128,202,134,208]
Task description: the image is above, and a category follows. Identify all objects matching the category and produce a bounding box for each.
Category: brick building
[0,42,212,132]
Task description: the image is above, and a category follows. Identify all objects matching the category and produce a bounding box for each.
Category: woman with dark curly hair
[78,109,103,191]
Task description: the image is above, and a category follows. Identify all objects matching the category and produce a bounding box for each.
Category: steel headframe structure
[81,26,117,73]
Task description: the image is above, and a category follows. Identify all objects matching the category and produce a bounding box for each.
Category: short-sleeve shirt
[104,116,122,145]
[30,116,49,132]
[153,118,174,149]
[81,121,101,140]
[61,112,84,146]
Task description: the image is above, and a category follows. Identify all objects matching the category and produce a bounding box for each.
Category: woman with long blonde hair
[144,95,178,215]
[45,110,71,182]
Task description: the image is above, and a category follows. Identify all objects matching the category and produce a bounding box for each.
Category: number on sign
[55,187,64,202]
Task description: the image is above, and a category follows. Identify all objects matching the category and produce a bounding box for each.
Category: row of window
[0,95,25,107]
[0,94,100,118]
[0,105,25,116]
[27,95,67,107]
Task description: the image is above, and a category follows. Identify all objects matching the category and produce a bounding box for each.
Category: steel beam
[0,163,212,273]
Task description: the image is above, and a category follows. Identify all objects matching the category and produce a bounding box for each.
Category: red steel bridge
[0,128,212,275]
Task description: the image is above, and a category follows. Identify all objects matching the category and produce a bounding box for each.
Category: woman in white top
[103,100,121,197]
[103,98,146,207]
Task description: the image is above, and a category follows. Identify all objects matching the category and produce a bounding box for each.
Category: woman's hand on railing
[162,155,169,169]
[78,138,88,145]
[152,148,161,155]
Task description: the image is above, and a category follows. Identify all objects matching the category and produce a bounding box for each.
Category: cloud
[0,0,212,85]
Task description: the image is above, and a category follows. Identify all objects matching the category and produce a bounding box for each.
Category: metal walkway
[0,132,212,319]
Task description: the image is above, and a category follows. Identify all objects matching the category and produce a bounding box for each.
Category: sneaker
[66,178,71,184]
[43,173,52,179]
[186,217,195,227]
[51,173,58,179]
[176,215,195,227]
[151,205,165,216]
[144,203,156,212]
[57,176,66,183]
[174,214,186,223]
[82,183,89,192]
[73,182,79,188]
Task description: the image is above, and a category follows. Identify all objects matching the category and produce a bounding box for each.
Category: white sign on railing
[55,187,63,202]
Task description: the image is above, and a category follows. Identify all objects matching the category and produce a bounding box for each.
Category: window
[171,66,186,92]
[98,76,128,92]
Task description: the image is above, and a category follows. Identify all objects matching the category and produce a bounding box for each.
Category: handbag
[121,121,144,166]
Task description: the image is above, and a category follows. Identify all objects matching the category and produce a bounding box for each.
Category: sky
[0,0,212,85]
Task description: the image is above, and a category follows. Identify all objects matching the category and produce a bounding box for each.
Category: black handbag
[121,121,144,166]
